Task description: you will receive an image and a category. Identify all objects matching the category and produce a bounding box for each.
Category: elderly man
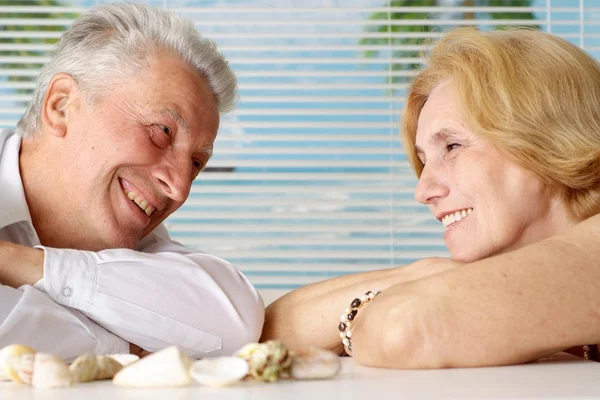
[0,3,263,360]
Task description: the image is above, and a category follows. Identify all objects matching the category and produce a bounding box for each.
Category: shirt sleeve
[35,225,264,358]
[0,284,128,361]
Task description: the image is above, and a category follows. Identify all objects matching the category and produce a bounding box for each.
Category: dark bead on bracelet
[338,322,347,332]
[348,310,357,321]
[350,298,361,309]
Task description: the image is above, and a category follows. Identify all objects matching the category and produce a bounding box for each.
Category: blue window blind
[1,0,597,304]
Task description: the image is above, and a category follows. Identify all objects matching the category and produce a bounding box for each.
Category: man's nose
[414,163,449,205]
[155,156,191,203]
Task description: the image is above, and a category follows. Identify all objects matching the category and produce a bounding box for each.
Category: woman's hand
[261,257,460,354]
[351,216,600,368]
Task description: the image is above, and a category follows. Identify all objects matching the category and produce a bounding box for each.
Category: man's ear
[40,73,80,138]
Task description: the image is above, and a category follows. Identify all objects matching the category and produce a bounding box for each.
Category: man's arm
[0,227,264,358]
[261,257,460,353]
[0,283,128,361]
[0,241,44,287]
[351,213,600,368]
[40,242,264,358]
[0,242,130,359]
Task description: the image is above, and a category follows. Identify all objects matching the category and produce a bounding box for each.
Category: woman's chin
[448,248,484,263]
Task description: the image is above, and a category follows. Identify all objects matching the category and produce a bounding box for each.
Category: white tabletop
[1,353,600,399]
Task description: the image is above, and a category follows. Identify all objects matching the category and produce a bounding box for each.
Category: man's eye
[192,160,203,170]
[159,125,171,136]
[148,125,171,149]
[191,160,204,180]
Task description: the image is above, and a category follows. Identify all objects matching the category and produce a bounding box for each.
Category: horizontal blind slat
[2,0,590,296]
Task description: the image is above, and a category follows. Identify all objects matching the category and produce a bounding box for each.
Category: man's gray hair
[17,2,237,138]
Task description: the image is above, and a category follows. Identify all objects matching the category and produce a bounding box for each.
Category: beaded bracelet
[338,290,381,353]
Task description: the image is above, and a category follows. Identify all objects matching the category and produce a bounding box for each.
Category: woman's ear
[40,73,79,138]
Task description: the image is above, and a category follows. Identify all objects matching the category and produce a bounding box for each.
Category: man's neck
[19,137,63,248]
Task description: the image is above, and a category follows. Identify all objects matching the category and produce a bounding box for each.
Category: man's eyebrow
[160,107,213,159]
[161,108,190,134]
[200,143,214,159]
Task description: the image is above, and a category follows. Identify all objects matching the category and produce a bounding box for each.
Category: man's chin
[85,232,141,251]
[105,236,140,250]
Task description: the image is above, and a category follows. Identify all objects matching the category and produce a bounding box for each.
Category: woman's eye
[446,143,461,152]
[192,160,203,170]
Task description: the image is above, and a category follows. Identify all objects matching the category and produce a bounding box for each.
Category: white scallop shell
[189,357,249,387]
[290,346,341,380]
[112,346,191,388]
[106,354,139,367]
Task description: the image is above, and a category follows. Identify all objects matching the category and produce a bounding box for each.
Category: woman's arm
[261,257,460,353]
[351,213,600,368]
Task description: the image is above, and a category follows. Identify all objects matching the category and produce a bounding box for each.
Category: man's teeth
[442,208,473,228]
[125,189,155,217]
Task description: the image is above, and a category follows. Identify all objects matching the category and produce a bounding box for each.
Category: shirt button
[27,226,34,236]
[61,286,73,297]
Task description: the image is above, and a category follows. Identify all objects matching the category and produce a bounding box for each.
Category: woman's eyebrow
[414,128,456,155]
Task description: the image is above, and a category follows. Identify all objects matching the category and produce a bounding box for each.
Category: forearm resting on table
[0,241,44,287]
[351,214,600,369]
[261,257,459,353]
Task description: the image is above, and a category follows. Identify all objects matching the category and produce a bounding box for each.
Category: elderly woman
[261,27,600,368]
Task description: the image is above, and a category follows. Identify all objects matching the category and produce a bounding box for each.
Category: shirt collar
[0,129,33,229]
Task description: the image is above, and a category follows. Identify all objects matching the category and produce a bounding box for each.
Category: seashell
[260,364,282,383]
[112,346,191,388]
[290,346,341,380]
[189,357,249,387]
[107,353,139,367]
[31,353,73,389]
[235,340,292,383]
[247,347,269,372]
[69,353,98,383]
[235,342,261,359]
[0,344,36,382]
[94,356,123,380]
[69,354,122,382]
[6,353,35,384]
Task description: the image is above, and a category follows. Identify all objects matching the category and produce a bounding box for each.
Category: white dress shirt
[0,129,264,360]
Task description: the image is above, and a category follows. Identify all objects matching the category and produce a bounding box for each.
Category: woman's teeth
[442,208,473,228]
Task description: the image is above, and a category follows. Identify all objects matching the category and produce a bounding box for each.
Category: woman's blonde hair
[403,27,600,220]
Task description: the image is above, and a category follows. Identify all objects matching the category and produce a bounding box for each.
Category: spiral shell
[25,353,73,389]
[0,344,36,382]
[235,340,292,383]
[69,353,123,383]
[69,353,97,383]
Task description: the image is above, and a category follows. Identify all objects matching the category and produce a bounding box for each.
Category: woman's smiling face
[413,80,574,262]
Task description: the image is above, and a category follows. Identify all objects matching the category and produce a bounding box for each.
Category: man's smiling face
[46,51,219,250]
